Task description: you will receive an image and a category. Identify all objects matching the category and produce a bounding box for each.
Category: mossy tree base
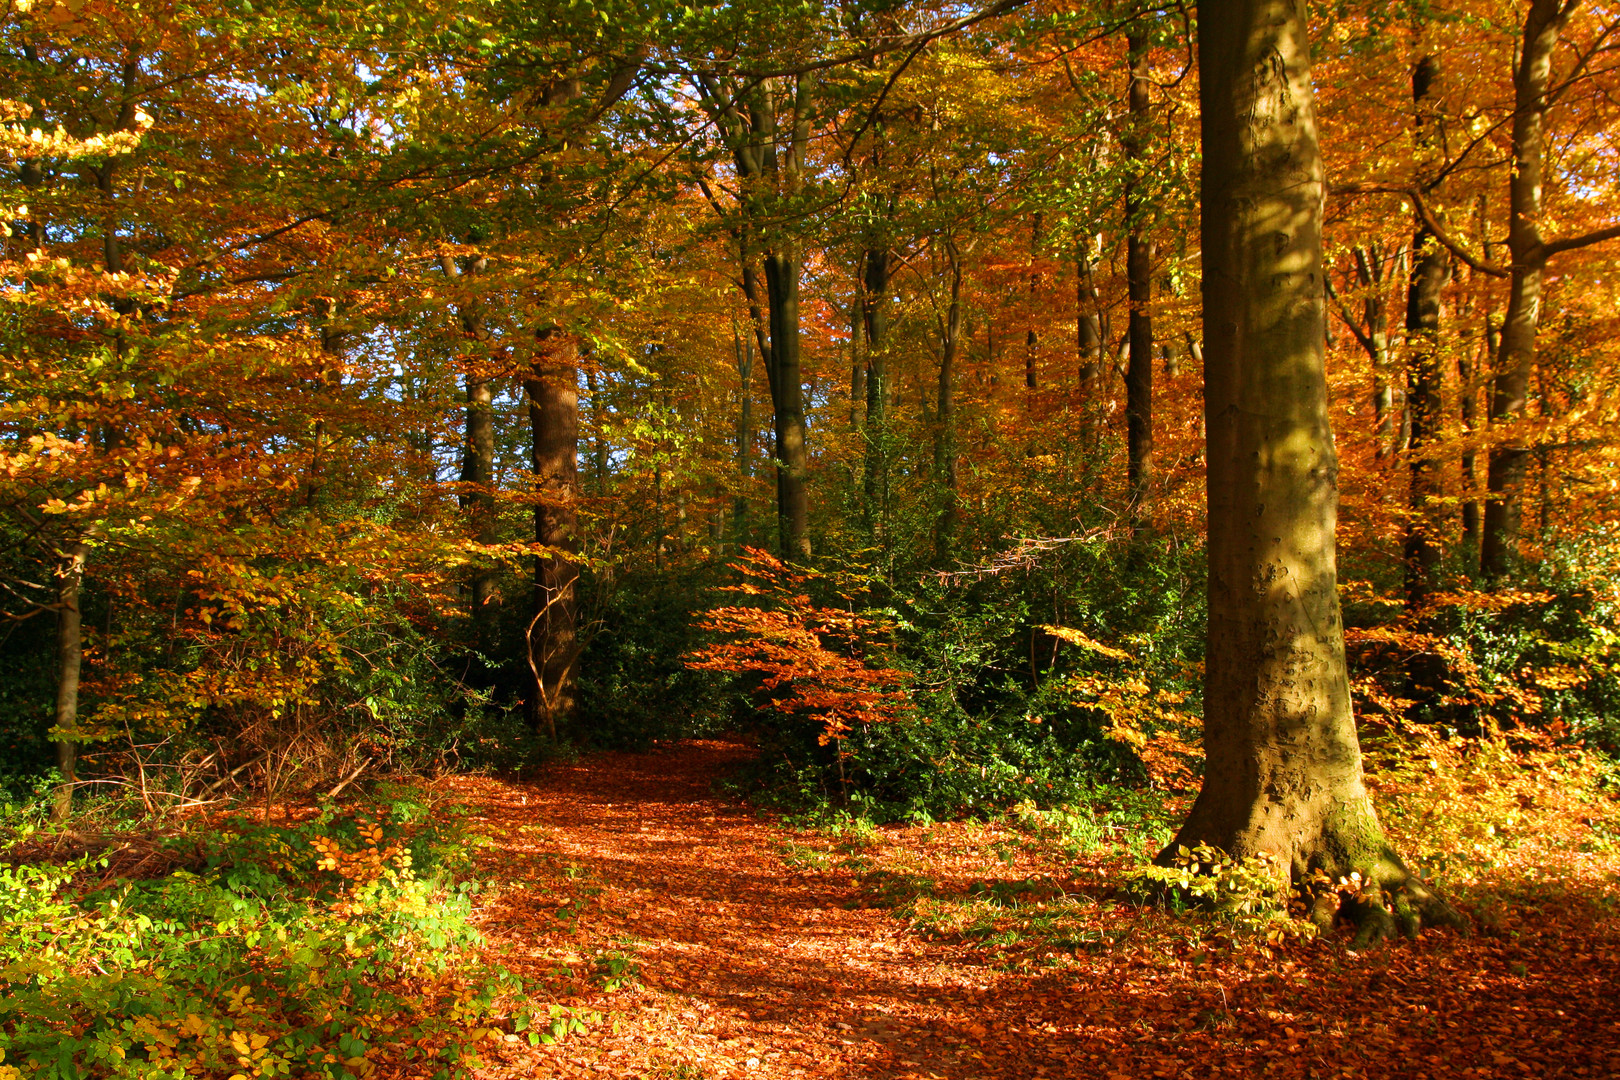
[1164,788,1464,947]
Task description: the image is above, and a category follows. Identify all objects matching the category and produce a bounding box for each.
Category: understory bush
[701,537,1207,821]
[0,793,517,1079]
[1344,524,1620,751]
[572,566,747,749]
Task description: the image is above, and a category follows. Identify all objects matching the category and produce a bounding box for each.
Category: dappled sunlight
[451,739,1620,1080]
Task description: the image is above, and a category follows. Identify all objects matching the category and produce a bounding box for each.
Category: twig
[932,527,1120,582]
[326,757,374,800]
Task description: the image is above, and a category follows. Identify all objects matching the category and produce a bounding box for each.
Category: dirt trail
[447,739,1620,1080]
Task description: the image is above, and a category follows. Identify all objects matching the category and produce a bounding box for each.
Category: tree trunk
[306,300,343,511]
[1075,235,1103,385]
[441,254,499,651]
[1482,0,1572,578]
[848,265,866,432]
[51,541,89,823]
[1344,246,1397,458]
[696,74,812,560]
[1403,54,1450,613]
[1025,212,1042,390]
[764,247,811,560]
[863,244,892,535]
[935,239,963,550]
[584,366,610,494]
[1170,0,1455,942]
[733,322,754,541]
[1124,29,1155,527]
[526,328,580,740]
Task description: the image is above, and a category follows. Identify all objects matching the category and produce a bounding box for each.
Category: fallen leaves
[433,738,1620,1080]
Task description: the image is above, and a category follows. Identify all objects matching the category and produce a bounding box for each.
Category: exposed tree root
[1341,872,1466,949]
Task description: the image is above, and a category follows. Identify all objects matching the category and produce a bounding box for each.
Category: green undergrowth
[0,785,569,1079]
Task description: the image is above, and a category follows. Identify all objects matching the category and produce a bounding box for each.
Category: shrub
[0,795,517,1079]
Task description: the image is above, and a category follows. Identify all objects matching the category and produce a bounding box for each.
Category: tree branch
[1542,222,1620,258]
[1332,182,1509,278]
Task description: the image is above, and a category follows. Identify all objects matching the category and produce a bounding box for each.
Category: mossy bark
[1168,0,1459,945]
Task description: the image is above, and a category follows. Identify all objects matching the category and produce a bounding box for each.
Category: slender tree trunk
[51,541,89,823]
[584,366,610,494]
[849,265,866,432]
[1359,249,1396,458]
[733,322,754,541]
[1075,235,1103,385]
[935,239,963,550]
[863,245,891,534]
[1462,195,1495,556]
[526,328,580,740]
[1482,0,1572,578]
[442,255,499,649]
[1170,0,1454,941]
[698,75,812,560]
[1464,319,1496,553]
[1025,212,1042,390]
[1404,54,1450,613]
[763,247,811,560]
[1124,29,1155,527]
[307,299,343,510]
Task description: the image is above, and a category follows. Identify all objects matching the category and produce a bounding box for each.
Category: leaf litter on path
[433,739,1620,1080]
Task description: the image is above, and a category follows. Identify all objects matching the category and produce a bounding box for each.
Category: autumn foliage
[685,549,911,746]
[3,0,1620,1072]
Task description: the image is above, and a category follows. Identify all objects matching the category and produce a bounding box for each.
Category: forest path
[450,739,1078,1080]
[448,739,1620,1080]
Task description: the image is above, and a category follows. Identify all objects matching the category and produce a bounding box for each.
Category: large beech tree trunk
[1123,29,1155,527]
[1169,0,1455,941]
[526,328,580,740]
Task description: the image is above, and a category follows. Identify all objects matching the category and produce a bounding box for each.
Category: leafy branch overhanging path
[446,741,1620,1080]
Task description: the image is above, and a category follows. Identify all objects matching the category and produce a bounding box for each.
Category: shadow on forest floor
[449,737,1620,1080]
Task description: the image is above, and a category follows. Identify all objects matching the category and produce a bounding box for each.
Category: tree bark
[733,321,755,542]
[440,255,500,650]
[50,541,89,823]
[1170,0,1455,942]
[1124,29,1156,527]
[526,328,580,740]
[848,264,866,432]
[863,244,892,535]
[1075,235,1103,385]
[696,74,813,560]
[1025,212,1042,389]
[763,244,811,560]
[1403,54,1450,613]
[1481,0,1573,578]
[935,239,963,550]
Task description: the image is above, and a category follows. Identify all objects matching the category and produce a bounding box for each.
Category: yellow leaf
[1041,625,1132,662]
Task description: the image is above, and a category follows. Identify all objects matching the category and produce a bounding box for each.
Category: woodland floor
[440,739,1620,1080]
